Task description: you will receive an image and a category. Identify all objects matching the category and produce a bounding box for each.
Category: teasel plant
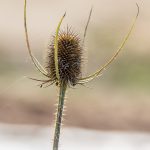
[24,0,139,150]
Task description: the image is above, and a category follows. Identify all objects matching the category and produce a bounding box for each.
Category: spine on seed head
[45,28,82,86]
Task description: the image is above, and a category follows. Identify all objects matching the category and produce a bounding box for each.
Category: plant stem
[53,82,67,150]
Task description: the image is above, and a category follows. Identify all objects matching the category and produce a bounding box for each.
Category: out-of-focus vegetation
[0,0,150,131]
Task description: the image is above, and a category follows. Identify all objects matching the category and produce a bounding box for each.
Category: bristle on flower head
[45,27,82,86]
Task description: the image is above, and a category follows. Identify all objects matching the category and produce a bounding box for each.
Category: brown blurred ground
[0,0,150,131]
[0,84,150,132]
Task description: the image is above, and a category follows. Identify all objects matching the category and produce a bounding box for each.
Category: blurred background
[0,0,150,149]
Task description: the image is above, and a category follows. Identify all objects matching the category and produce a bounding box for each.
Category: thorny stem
[53,82,67,150]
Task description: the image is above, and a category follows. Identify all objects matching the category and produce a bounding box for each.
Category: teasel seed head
[45,28,82,86]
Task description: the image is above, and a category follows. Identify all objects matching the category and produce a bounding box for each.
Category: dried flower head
[45,28,82,86]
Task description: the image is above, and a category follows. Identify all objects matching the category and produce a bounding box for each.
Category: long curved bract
[24,0,48,77]
[54,13,66,84]
[79,4,139,84]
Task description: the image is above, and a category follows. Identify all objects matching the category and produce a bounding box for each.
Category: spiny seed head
[45,27,82,86]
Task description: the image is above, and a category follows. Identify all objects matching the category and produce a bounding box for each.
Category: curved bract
[78,4,139,84]
[24,0,48,77]
[83,7,93,45]
[54,13,66,85]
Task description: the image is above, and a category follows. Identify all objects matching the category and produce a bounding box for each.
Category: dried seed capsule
[45,28,82,86]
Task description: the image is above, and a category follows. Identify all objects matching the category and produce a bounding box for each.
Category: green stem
[53,82,67,150]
